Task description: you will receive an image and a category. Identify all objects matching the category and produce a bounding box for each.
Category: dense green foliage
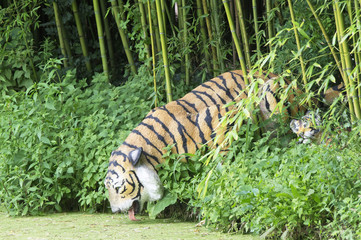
[0,71,137,215]
[155,121,361,239]
[0,61,193,215]
[0,64,188,215]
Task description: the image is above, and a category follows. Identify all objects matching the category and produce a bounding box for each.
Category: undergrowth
[0,64,193,215]
[154,120,361,239]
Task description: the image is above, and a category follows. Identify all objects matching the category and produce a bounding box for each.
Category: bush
[0,66,156,215]
[156,121,361,239]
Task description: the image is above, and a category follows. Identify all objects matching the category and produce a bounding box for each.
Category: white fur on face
[290,111,322,143]
[107,181,138,213]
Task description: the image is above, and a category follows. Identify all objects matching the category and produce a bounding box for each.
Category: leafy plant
[147,144,208,220]
[154,117,361,239]
[0,64,156,215]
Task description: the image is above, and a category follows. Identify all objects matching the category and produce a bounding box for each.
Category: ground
[0,211,260,240]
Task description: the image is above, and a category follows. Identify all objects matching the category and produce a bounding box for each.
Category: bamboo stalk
[138,0,151,62]
[266,0,274,53]
[117,0,126,21]
[100,0,115,70]
[334,1,355,120]
[182,0,190,85]
[71,0,92,72]
[54,1,72,63]
[52,1,72,63]
[196,0,211,71]
[211,0,225,72]
[202,0,218,75]
[163,0,175,36]
[287,0,310,106]
[230,0,237,66]
[151,1,162,57]
[306,0,343,81]
[333,1,355,120]
[110,0,137,74]
[155,0,172,102]
[93,0,109,78]
[160,0,166,36]
[334,7,348,106]
[177,1,183,33]
[235,0,251,68]
[334,1,361,119]
[234,0,241,65]
[53,1,68,68]
[347,1,361,105]
[222,0,248,85]
[252,0,261,61]
[59,12,72,63]
[356,0,361,98]
[147,0,158,107]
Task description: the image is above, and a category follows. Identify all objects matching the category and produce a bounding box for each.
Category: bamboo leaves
[13,0,361,122]
[287,0,309,106]
[304,0,361,120]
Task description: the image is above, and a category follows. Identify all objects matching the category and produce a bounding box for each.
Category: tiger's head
[290,111,322,143]
[104,146,163,220]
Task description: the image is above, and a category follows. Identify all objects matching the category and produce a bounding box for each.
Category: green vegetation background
[1,0,361,239]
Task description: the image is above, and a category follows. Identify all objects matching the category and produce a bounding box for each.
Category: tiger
[290,110,350,145]
[290,111,322,144]
[290,83,345,144]
[104,70,342,221]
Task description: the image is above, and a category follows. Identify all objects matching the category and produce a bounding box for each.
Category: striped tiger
[290,110,322,144]
[104,70,341,221]
[290,83,345,144]
[290,110,350,145]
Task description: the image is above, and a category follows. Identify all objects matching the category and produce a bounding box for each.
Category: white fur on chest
[135,165,163,204]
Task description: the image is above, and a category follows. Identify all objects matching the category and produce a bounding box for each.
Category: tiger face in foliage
[290,111,322,144]
[290,84,345,144]
[104,70,341,220]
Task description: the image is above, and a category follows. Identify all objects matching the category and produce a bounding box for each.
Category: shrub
[0,66,156,215]
[155,121,361,239]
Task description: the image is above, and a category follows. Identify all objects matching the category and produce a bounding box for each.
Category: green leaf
[14,70,23,79]
[22,206,29,216]
[298,28,310,40]
[147,192,177,219]
[45,101,56,110]
[43,177,53,184]
[67,167,74,174]
[41,137,51,145]
[19,79,33,88]
[55,204,62,212]
[28,187,37,192]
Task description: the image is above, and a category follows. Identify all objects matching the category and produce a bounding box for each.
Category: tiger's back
[104,70,312,220]
[112,70,250,170]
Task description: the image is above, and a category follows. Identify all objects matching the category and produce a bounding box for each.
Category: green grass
[0,211,260,240]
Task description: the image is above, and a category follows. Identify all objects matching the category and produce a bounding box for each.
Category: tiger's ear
[129,147,143,166]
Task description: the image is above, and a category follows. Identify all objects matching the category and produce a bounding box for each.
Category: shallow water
[0,212,259,240]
